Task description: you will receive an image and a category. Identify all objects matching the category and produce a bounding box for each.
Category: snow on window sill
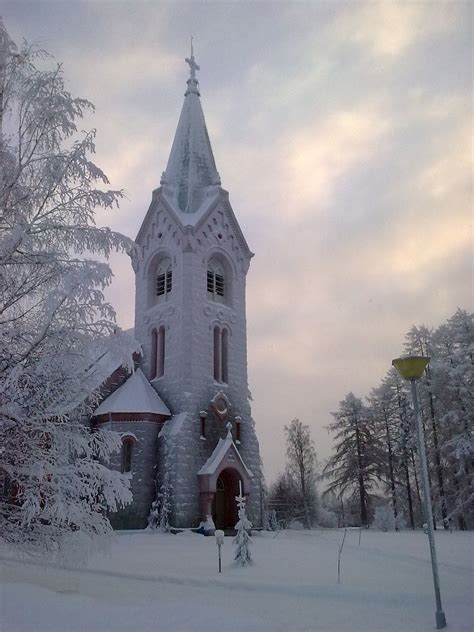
[213,381,229,388]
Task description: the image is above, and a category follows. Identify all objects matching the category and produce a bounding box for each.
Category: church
[91,49,263,532]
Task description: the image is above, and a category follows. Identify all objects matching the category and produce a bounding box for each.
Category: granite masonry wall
[112,188,263,529]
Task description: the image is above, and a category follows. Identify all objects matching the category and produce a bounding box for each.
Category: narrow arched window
[150,328,158,380]
[121,439,134,474]
[213,326,228,384]
[221,328,228,384]
[157,325,165,378]
[156,259,172,301]
[207,260,225,303]
[214,326,221,381]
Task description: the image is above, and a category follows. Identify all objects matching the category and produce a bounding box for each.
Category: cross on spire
[185,37,200,81]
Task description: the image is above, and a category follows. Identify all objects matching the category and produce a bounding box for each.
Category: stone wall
[107,420,160,530]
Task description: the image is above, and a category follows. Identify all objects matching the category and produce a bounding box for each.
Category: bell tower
[131,46,262,529]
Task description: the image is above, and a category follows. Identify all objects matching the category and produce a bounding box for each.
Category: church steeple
[130,48,262,532]
[161,43,221,214]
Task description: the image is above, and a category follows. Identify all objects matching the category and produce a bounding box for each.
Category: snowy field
[1,529,472,632]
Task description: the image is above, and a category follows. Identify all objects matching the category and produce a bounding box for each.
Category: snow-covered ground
[1,528,472,631]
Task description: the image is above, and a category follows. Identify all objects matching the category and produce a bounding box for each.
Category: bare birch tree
[284,418,318,529]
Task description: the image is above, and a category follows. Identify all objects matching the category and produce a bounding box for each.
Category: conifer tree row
[324,309,473,530]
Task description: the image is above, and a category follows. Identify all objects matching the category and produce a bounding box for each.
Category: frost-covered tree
[234,486,252,566]
[372,504,396,531]
[367,370,423,530]
[405,324,449,529]
[368,381,400,528]
[284,418,318,529]
[0,25,135,558]
[147,499,160,530]
[325,309,472,530]
[148,438,173,532]
[268,509,279,531]
[149,469,172,532]
[324,394,380,527]
[433,309,473,529]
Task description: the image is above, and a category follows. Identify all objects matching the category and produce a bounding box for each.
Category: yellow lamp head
[392,356,430,380]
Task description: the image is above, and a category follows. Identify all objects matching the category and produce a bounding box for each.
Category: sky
[3,1,472,483]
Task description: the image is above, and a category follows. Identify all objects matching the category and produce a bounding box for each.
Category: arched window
[207,259,225,303]
[155,258,172,302]
[150,326,165,379]
[157,325,165,378]
[213,326,228,384]
[221,328,228,383]
[150,329,157,379]
[121,439,134,474]
[213,326,221,381]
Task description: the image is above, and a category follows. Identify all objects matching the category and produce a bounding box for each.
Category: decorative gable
[198,426,253,495]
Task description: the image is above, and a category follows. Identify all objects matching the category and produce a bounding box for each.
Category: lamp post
[215,529,224,573]
[392,356,447,629]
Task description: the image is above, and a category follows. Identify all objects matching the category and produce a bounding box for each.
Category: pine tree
[368,381,400,529]
[324,393,380,527]
[234,486,252,566]
[156,470,172,532]
[268,509,279,531]
[434,309,473,528]
[147,499,160,530]
[148,443,173,532]
[405,324,449,529]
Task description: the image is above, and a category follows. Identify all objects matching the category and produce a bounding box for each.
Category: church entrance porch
[212,468,241,530]
[198,426,254,532]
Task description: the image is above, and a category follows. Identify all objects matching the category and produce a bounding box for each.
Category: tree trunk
[410,449,424,527]
[383,408,398,529]
[354,422,368,527]
[425,369,449,529]
[404,458,415,529]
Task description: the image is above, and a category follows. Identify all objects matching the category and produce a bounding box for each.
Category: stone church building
[91,50,263,531]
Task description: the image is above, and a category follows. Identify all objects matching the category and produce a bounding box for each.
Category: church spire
[161,43,221,214]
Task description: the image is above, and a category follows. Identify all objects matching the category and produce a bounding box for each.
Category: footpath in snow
[1,529,472,632]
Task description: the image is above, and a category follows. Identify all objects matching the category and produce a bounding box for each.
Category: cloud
[417,123,472,201]
[330,1,461,58]
[4,1,471,483]
[282,104,392,215]
[67,48,182,99]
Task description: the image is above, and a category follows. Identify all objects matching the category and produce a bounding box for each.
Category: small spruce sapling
[148,499,160,529]
[148,454,173,532]
[269,509,279,531]
[234,482,253,565]
[372,504,396,532]
[157,470,172,532]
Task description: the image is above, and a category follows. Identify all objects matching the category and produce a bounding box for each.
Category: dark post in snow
[392,356,447,629]
[215,529,224,573]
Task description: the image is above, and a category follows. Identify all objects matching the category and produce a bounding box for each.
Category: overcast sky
[4,1,472,483]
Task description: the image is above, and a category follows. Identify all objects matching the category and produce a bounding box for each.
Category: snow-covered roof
[84,328,139,384]
[198,429,253,479]
[93,368,170,417]
[160,51,221,215]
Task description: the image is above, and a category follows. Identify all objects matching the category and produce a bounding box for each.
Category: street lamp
[392,355,447,629]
